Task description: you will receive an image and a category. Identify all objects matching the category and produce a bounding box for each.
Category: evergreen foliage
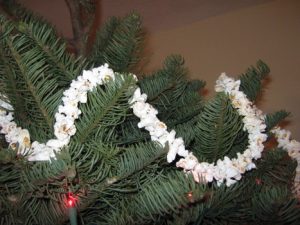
[239,60,270,102]
[89,13,144,72]
[0,1,299,225]
[265,110,290,132]
[0,10,88,141]
[192,93,245,162]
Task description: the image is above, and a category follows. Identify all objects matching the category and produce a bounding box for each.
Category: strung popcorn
[58,104,82,119]
[176,153,198,171]
[28,142,56,161]
[0,64,116,161]
[129,74,274,186]
[15,129,31,154]
[271,126,300,197]
[0,108,31,155]
[192,163,215,183]
[128,87,147,104]
[129,88,189,162]
[174,73,267,186]
[54,117,76,140]
[0,96,13,111]
[156,129,177,148]
[215,73,240,93]
[149,121,168,139]
[1,64,299,191]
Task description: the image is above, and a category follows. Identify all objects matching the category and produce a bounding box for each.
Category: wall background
[18,0,300,139]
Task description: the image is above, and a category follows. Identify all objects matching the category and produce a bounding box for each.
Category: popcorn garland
[130,73,268,186]
[213,75,300,191]
[0,65,299,189]
[0,64,115,161]
[128,88,189,162]
[271,127,300,196]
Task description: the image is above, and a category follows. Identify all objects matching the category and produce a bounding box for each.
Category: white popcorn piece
[54,117,76,140]
[192,163,214,183]
[58,104,82,119]
[82,69,100,88]
[176,152,199,171]
[137,115,159,129]
[28,142,56,161]
[46,138,70,150]
[16,129,31,154]
[99,63,115,82]
[129,88,147,104]
[215,73,240,93]
[0,97,13,111]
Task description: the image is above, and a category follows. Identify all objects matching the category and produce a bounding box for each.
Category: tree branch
[65,0,86,56]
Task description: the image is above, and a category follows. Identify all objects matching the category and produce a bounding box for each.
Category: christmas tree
[0,1,300,225]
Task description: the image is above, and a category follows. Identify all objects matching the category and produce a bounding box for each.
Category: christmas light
[187,191,195,203]
[68,199,74,207]
[67,193,77,225]
[255,178,262,185]
[67,194,76,207]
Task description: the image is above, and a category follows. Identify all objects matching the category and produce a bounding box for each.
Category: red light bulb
[255,178,262,185]
[67,193,78,225]
[67,193,76,207]
[68,199,74,207]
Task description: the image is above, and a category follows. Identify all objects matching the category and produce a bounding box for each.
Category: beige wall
[16,0,300,139]
[145,0,300,139]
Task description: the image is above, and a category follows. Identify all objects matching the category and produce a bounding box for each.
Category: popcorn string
[0,65,299,190]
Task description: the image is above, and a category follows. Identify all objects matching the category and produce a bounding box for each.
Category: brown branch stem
[65,0,86,56]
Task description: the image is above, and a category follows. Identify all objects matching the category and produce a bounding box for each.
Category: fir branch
[0,2,299,224]
[74,74,136,143]
[0,44,26,115]
[250,187,300,224]
[265,110,290,132]
[139,55,187,101]
[114,142,168,178]
[172,117,199,146]
[193,93,244,162]
[0,14,90,141]
[114,119,150,145]
[20,20,86,84]
[103,172,209,225]
[89,13,144,72]
[139,55,204,127]
[199,184,247,224]
[1,5,89,83]
[70,142,114,184]
[250,149,296,188]
[239,60,270,102]
[0,15,27,117]
[6,36,55,132]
